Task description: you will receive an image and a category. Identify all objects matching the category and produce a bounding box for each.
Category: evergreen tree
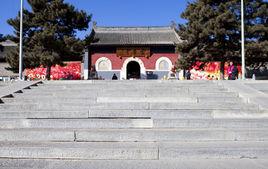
[0,34,4,52]
[0,34,3,42]
[7,0,91,79]
[244,0,268,64]
[177,0,268,70]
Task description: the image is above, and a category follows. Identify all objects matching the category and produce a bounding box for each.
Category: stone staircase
[0,80,268,169]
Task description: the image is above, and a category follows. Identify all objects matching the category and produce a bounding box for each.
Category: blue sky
[0,0,189,38]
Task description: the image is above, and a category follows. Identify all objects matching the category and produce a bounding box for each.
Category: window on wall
[98,60,109,70]
[158,60,170,70]
[156,57,172,71]
[96,57,112,71]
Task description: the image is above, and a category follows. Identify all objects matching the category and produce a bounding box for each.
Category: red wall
[91,53,179,70]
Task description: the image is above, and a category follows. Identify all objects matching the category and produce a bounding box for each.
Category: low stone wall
[96,71,173,80]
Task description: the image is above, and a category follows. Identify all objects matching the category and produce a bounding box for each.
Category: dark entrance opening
[127,61,141,79]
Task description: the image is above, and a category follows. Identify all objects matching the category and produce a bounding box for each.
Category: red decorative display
[190,62,221,80]
[190,61,241,80]
[25,62,81,80]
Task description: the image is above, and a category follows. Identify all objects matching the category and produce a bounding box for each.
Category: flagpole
[19,0,24,81]
[241,0,246,80]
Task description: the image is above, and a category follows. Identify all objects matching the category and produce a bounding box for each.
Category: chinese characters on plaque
[116,47,151,59]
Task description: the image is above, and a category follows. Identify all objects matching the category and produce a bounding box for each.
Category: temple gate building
[85,26,181,80]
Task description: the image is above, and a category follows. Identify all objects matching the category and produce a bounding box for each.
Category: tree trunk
[183,69,186,79]
[46,65,51,80]
[220,61,225,80]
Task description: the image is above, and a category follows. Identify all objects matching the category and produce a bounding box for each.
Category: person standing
[185,70,191,80]
[232,64,238,80]
[228,62,238,80]
[112,73,118,80]
[227,62,234,80]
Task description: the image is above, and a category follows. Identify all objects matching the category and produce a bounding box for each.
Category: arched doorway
[127,61,141,79]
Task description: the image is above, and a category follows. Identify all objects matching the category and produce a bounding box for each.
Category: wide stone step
[189,86,226,91]
[0,142,158,160]
[88,109,213,119]
[35,86,223,92]
[0,129,74,142]
[30,85,189,90]
[0,159,267,169]
[148,103,257,110]
[12,94,97,99]
[26,86,227,92]
[0,141,267,160]
[29,85,226,91]
[154,119,268,128]
[193,92,239,97]
[1,128,268,142]
[0,119,267,129]
[89,109,266,119]
[159,141,268,159]
[2,97,197,104]
[0,103,90,111]
[2,95,243,105]
[96,97,197,103]
[14,90,238,98]
[90,102,258,111]
[1,109,264,119]
[198,97,242,103]
[15,91,191,97]
[0,119,153,129]
[76,128,268,142]
[43,80,218,86]
[0,110,89,119]
[1,97,96,104]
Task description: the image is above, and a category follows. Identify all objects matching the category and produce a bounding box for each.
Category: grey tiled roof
[90,26,181,46]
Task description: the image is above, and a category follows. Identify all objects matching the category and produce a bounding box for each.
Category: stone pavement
[0,80,267,169]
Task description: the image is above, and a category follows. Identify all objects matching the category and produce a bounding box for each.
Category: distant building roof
[0,40,17,47]
[0,63,18,77]
[0,40,17,60]
[90,26,182,46]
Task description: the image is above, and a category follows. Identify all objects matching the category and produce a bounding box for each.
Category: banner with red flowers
[24,62,81,80]
[190,61,241,80]
[190,62,221,80]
